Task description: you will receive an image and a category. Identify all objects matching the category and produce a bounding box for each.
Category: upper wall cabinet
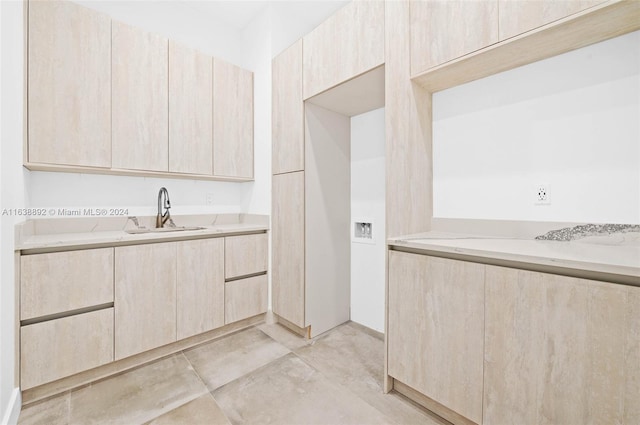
[112,21,169,172]
[272,40,304,175]
[498,0,606,40]
[410,0,499,76]
[302,1,384,99]
[213,59,254,179]
[169,41,213,175]
[28,0,111,168]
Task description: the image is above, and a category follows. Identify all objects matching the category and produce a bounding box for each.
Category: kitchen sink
[125,226,207,234]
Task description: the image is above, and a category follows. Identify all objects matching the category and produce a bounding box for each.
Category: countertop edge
[388,238,640,287]
[18,226,269,255]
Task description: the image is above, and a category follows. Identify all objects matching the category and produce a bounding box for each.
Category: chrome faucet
[156,187,173,228]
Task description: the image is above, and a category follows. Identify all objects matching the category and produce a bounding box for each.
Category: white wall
[351,108,385,333]
[433,30,640,224]
[1,1,27,423]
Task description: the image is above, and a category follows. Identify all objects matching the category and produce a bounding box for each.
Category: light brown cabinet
[112,20,168,172]
[115,243,177,360]
[169,41,213,175]
[410,0,499,76]
[387,251,485,424]
[176,239,224,340]
[27,0,111,168]
[223,233,268,324]
[387,250,640,425]
[272,40,304,174]
[21,308,114,390]
[225,274,268,324]
[272,172,305,328]
[484,265,639,425]
[498,0,605,40]
[302,0,384,99]
[225,233,268,280]
[213,59,254,178]
[20,248,113,320]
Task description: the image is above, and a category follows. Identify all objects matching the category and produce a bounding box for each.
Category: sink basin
[125,226,206,234]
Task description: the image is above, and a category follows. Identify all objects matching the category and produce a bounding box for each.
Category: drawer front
[21,308,114,390]
[21,248,114,320]
[225,233,268,279]
[225,274,267,324]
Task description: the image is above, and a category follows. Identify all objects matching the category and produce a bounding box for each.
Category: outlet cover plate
[535,184,551,205]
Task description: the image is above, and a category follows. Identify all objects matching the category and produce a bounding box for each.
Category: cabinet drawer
[225,274,267,324]
[21,248,114,320]
[21,308,114,390]
[225,233,268,279]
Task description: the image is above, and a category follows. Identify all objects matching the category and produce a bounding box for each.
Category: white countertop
[388,231,640,283]
[16,214,269,253]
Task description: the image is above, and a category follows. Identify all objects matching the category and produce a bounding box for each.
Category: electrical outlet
[535,184,551,205]
[205,193,214,205]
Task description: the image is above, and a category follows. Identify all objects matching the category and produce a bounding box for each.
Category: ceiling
[180,1,271,30]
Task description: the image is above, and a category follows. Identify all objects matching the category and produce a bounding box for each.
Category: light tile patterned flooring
[18,322,449,425]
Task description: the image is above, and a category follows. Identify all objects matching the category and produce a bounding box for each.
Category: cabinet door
[21,308,114,390]
[176,239,224,340]
[272,172,305,328]
[28,0,111,168]
[115,243,176,360]
[213,59,253,178]
[484,267,636,425]
[499,0,605,40]
[112,21,168,172]
[225,274,268,324]
[302,0,384,99]
[388,251,485,424]
[21,248,113,320]
[169,41,213,175]
[410,0,499,75]
[272,40,304,174]
[225,233,268,279]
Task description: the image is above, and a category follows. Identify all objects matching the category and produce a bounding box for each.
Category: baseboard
[1,388,21,425]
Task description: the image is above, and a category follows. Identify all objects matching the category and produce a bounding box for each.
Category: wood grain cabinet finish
[169,41,213,175]
[28,0,111,168]
[272,40,304,174]
[21,248,114,320]
[213,59,254,178]
[115,243,176,360]
[302,0,384,99]
[272,171,305,328]
[21,308,114,390]
[176,239,224,340]
[112,21,168,172]
[388,251,485,424]
[225,274,268,324]
[498,0,606,40]
[410,0,499,75]
[224,233,268,279]
[484,266,640,425]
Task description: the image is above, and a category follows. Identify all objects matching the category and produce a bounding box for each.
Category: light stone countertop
[16,214,269,254]
[388,230,640,286]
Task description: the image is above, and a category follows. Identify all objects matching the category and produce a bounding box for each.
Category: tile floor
[18,322,449,425]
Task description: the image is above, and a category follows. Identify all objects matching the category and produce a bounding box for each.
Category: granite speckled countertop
[16,214,269,254]
[388,227,640,286]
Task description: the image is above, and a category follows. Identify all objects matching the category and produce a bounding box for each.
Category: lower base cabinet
[176,238,225,340]
[387,250,640,425]
[388,251,485,424]
[21,308,114,390]
[484,265,639,425]
[225,274,268,324]
[115,243,177,360]
[20,231,268,391]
